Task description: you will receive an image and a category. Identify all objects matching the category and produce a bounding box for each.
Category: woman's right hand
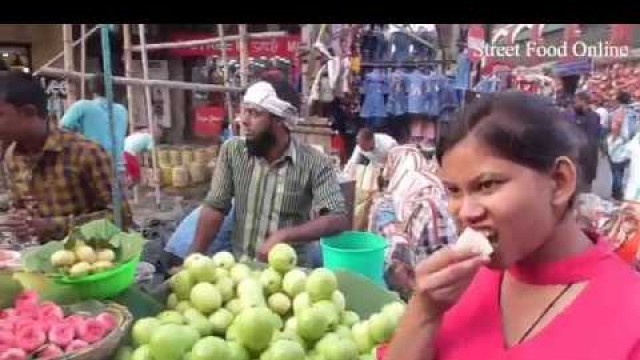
[413,247,490,321]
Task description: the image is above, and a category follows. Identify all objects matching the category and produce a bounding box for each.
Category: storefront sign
[168,33,301,59]
[193,105,225,139]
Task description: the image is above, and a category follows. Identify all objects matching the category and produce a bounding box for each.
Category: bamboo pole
[217,24,234,131]
[130,31,286,52]
[122,25,136,134]
[80,24,87,99]
[62,24,77,108]
[35,25,100,76]
[38,67,244,93]
[100,25,124,229]
[238,24,249,87]
[138,24,161,207]
[122,24,139,204]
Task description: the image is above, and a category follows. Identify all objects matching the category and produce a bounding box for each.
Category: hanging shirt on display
[360,69,388,119]
[423,72,441,117]
[386,69,408,116]
[407,69,427,114]
[455,50,472,90]
[389,31,412,63]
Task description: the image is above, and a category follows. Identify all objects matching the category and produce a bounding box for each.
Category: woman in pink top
[385,92,640,360]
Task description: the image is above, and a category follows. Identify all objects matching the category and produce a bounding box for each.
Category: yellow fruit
[51,250,76,267]
[97,249,116,262]
[93,260,114,272]
[69,262,91,277]
[75,246,97,263]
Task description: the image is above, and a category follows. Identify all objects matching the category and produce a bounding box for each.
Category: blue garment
[360,69,388,119]
[386,69,408,116]
[620,105,640,141]
[438,78,461,121]
[423,73,441,117]
[165,204,236,259]
[390,32,412,63]
[407,70,427,114]
[60,98,128,171]
[455,52,472,90]
[474,76,501,93]
[373,30,388,62]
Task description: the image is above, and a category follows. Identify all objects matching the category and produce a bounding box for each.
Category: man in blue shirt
[60,75,128,180]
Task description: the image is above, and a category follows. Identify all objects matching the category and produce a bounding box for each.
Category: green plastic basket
[321,231,388,288]
[54,256,140,300]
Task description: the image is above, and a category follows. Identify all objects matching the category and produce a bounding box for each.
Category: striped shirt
[204,137,347,261]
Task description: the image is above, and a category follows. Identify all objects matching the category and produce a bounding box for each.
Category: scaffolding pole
[130,31,286,52]
[100,25,124,229]
[218,24,235,131]
[238,24,249,87]
[122,24,139,204]
[80,24,87,99]
[62,24,76,108]
[138,24,162,207]
[35,25,100,76]
[37,67,243,93]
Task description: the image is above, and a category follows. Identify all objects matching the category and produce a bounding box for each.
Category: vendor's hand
[390,260,416,292]
[413,247,489,321]
[257,230,290,262]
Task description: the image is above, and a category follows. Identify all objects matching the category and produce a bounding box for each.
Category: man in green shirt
[192,75,349,264]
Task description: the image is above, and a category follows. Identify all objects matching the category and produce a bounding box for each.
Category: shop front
[166,32,301,142]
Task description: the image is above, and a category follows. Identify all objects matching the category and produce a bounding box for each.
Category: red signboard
[193,105,225,139]
[168,33,301,59]
[467,25,485,63]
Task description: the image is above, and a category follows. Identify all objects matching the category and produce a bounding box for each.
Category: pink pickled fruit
[14,291,38,310]
[48,323,75,347]
[64,315,86,335]
[36,344,64,359]
[0,344,12,354]
[14,324,46,352]
[95,312,117,333]
[0,348,27,360]
[0,320,14,333]
[13,319,39,333]
[15,306,38,320]
[38,302,64,322]
[0,330,15,346]
[0,309,16,321]
[65,339,89,353]
[77,318,107,344]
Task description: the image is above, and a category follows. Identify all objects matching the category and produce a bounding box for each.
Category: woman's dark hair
[437,91,584,197]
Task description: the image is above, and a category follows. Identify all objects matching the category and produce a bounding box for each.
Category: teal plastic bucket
[320,231,388,288]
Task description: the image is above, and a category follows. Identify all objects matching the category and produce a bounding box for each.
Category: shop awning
[553,58,593,77]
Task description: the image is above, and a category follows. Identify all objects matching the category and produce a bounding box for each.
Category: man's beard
[246,130,277,158]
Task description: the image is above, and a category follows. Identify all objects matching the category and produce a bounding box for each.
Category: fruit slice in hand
[454,228,495,258]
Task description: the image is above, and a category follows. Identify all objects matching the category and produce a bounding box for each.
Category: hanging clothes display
[360,68,389,120]
[389,31,412,63]
[386,68,408,116]
[407,69,427,114]
[455,50,472,90]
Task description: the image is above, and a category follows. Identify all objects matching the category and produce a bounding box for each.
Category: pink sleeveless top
[435,237,640,360]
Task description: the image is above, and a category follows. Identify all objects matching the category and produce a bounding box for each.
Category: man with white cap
[189,75,349,265]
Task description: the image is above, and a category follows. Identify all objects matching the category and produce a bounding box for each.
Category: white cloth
[243,81,301,128]
[596,107,609,128]
[623,134,640,201]
[346,133,398,169]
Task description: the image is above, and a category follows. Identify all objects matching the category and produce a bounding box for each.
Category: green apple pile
[115,244,406,360]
